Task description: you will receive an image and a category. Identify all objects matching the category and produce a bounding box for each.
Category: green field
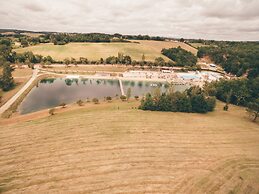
[0,101,258,193]
[14,40,197,61]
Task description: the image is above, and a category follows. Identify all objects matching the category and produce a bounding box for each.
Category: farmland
[0,101,258,193]
[14,40,197,61]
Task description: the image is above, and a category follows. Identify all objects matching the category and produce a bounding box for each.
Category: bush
[134,96,139,100]
[120,95,127,101]
[49,108,55,115]
[59,102,66,108]
[77,99,84,106]
[92,98,99,104]
[106,96,112,102]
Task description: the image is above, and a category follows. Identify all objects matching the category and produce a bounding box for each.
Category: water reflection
[18,78,189,114]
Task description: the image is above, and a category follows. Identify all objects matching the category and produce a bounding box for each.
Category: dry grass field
[14,40,197,61]
[0,101,258,193]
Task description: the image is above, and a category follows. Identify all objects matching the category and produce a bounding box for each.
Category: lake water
[122,80,188,97]
[18,78,189,114]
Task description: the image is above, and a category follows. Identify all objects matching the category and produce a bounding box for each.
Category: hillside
[0,101,258,193]
[14,40,197,61]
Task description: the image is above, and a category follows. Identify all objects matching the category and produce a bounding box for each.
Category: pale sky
[1,0,259,41]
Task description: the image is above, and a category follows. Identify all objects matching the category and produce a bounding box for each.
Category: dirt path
[0,69,39,115]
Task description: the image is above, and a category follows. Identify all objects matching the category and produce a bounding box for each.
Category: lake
[18,78,189,114]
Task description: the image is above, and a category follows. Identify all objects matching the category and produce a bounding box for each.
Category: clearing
[0,101,258,193]
[14,40,197,61]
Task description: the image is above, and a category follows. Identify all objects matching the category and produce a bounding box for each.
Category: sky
[0,0,259,41]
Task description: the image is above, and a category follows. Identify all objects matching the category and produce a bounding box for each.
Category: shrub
[120,95,127,101]
[59,102,66,108]
[77,99,84,106]
[106,96,112,102]
[49,108,55,116]
[92,98,99,104]
[134,96,139,100]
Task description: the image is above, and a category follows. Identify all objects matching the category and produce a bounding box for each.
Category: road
[0,68,39,115]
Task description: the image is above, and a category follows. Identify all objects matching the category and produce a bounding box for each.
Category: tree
[118,52,124,63]
[79,57,88,64]
[154,57,166,66]
[139,93,155,111]
[124,55,132,65]
[142,54,145,62]
[64,58,70,67]
[126,88,131,100]
[0,63,14,91]
[100,58,104,64]
[21,39,29,47]
[106,56,118,64]
[152,87,161,102]
[224,90,232,111]
[106,96,112,102]
[71,57,77,65]
[246,99,259,122]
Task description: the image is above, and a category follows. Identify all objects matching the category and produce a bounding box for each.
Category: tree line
[139,86,216,113]
[196,41,258,121]
[1,31,166,47]
[0,39,14,91]
[205,78,258,121]
[197,42,259,78]
[162,47,197,67]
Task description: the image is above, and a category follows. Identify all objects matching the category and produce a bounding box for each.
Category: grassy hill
[0,101,258,193]
[14,40,197,61]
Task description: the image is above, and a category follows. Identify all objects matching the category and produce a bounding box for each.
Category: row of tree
[9,50,188,68]
[0,39,14,91]
[139,86,216,113]
[1,30,167,47]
